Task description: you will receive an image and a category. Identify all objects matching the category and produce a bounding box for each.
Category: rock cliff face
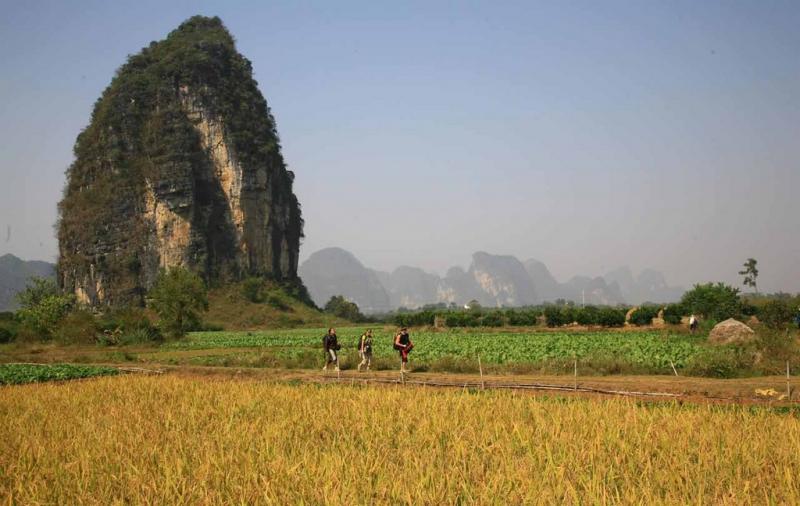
[467,252,539,307]
[57,16,303,306]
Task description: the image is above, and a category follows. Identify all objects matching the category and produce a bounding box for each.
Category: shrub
[575,306,600,326]
[741,301,758,317]
[0,327,13,343]
[445,312,480,327]
[755,329,800,368]
[629,306,659,326]
[759,300,794,329]
[241,277,264,303]
[54,310,99,344]
[507,309,540,326]
[544,306,568,327]
[99,307,161,344]
[16,293,76,338]
[596,307,626,327]
[480,311,505,327]
[147,268,209,338]
[663,304,684,325]
[685,346,751,378]
[267,293,292,311]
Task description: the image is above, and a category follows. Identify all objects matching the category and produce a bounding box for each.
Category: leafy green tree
[738,258,758,293]
[16,294,76,337]
[596,307,626,327]
[575,306,600,326]
[662,303,684,325]
[680,283,742,321]
[16,277,58,309]
[480,311,505,327]
[15,277,75,338]
[147,268,208,338]
[629,306,659,326]
[544,306,569,327]
[507,309,540,326]
[323,295,364,322]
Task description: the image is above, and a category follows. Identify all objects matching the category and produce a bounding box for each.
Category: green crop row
[167,328,702,369]
[0,364,119,385]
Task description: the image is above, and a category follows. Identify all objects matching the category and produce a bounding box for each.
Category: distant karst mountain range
[299,248,685,313]
[0,254,56,311]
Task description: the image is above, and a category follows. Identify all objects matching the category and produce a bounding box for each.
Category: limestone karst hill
[57,16,303,306]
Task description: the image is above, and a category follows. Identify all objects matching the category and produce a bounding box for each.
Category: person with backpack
[689,314,699,333]
[322,328,340,371]
[393,327,414,373]
[357,329,374,371]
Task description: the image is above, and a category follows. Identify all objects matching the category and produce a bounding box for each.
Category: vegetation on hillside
[58,15,303,305]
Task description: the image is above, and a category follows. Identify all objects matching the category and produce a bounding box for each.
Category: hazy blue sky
[1,0,798,292]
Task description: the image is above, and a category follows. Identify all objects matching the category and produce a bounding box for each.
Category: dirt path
[134,364,796,407]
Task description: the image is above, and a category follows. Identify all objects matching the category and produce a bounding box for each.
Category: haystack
[708,318,755,345]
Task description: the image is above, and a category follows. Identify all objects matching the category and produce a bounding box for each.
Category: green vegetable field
[166,328,702,370]
[0,364,119,385]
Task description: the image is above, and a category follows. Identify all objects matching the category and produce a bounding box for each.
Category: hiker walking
[394,327,414,373]
[689,314,698,333]
[357,329,374,371]
[322,327,340,371]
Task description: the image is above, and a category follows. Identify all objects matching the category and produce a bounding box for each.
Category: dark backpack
[356,335,363,350]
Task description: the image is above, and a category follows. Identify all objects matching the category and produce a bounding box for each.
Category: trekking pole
[787,361,791,402]
[478,354,485,390]
[573,355,578,391]
[670,360,679,377]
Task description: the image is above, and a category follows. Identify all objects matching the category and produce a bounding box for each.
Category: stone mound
[708,318,755,345]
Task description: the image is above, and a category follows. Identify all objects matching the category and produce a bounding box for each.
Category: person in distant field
[357,329,374,371]
[689,314,699,333]
[394,327,414,373]
[795,308,800,329]
[322,328,340,371]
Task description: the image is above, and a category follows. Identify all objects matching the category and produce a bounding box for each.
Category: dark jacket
[323,333,339,352]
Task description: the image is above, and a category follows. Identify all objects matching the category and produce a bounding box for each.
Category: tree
[147,268,208,338]
[680,283,742,321]
[596,307,626,327]
[15,277,75,337]
[739,258,758,293]
[629,306,659,326]
[662,303,684,325]
[16,277,58,309]
[323,295,364,322]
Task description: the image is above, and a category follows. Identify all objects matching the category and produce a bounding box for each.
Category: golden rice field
[1,376,799,504]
